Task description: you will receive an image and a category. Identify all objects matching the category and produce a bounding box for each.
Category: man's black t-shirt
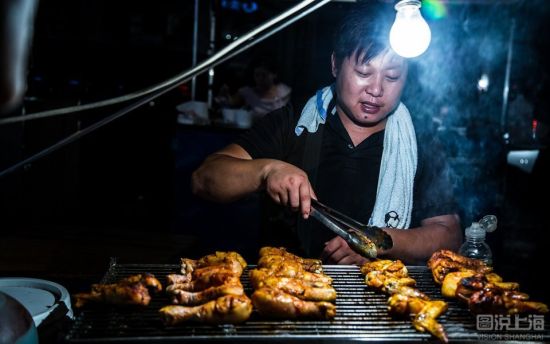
[235,103,457,258]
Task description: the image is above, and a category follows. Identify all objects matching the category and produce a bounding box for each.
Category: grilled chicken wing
[469,287,549,315]
[388,293,448,343]
[361,259,408,278]
[427,250,492,284]
[252,287,336,320]
[429,250,548,316]
[160,294,252,325]
[73,273,162,308]
[365,270,416,293]
[441,271,475,298]
[361,259,449,343]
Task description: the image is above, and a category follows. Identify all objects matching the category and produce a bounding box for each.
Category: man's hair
[333,3,395,67]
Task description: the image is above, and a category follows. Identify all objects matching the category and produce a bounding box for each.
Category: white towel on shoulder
[295,86,417,229]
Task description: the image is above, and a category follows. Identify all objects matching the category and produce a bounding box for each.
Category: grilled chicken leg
[252,287,336,320]
[73,273,162,308]
[160,294,252,325]
[250,267,333,285]
[167,281,244,305]
[252,276,336,302]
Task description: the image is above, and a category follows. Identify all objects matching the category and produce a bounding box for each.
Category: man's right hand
[262,161,316,219]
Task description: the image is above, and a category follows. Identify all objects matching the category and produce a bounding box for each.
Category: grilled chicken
[365,270,417,293]
[361,260,449,343]
[442,272,517,300]
[361,259,408,278]
[167,266,242,288]
[167,274,240,292]
[180,251,246,278]
[252,287,336,320]
[167,281,244,305]
[250,267,333,285]
[160,294,252,325]
[73,273,162,308]
[441,271,475,298]
[251,276,336,302]
[427,250,492,284]
[258,247,323,273]
[429,250,548,315]
[388,293,449,343]
[469,287,549,315]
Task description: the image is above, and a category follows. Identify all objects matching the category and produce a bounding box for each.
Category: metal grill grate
[64,262,550,343]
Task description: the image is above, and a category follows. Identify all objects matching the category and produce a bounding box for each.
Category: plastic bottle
[458,215,497,265]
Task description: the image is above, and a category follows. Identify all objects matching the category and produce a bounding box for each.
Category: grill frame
[64,261,550,343]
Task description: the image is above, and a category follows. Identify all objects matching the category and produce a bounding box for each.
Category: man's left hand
[321,236,369,265]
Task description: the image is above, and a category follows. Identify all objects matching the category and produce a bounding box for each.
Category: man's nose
[366,76,383,97]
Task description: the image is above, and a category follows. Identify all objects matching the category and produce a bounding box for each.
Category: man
[192,4,461,265]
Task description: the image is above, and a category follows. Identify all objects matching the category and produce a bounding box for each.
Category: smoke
[401,2,531,226]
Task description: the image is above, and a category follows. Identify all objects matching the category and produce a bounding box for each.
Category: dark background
[1,0,549,306]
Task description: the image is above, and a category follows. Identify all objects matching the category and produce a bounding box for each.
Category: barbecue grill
[64,259,550,343]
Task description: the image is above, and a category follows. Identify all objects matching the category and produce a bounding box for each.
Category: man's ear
[331,53,338,78]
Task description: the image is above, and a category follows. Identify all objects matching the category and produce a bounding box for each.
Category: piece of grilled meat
[180,251,246,278]
[258,247,323,273]
[429,250,548,315]
[167,281,244,305]
[251,276,336,302]
[427,250,492,284]
[361,260,449,343]
[388,293,449,343]
[252,287,336,320]
[73,273,162,308]
[160,294,252,325]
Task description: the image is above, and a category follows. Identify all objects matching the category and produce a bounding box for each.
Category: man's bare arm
[380,214,462,265]
[191,144,316,217]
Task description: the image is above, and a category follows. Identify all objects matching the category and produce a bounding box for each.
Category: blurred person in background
[216,56,291,123]
[193,3,461,265]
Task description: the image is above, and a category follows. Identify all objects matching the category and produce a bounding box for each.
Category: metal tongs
[310,199,393,258]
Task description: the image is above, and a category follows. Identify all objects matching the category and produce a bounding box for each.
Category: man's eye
[386,75,400,81]
[357,71,371,77]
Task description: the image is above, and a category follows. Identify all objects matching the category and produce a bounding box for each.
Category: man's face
[332,49,407,127]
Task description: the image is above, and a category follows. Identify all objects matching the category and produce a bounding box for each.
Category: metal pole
[500,18,515,144]
[207,0,216,108]
[191,0,199,100]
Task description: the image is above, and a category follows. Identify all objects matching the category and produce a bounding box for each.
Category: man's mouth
[360,101,382,115]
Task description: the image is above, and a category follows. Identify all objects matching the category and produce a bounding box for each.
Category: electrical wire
[0,0,332,178]
[0,0,323,126]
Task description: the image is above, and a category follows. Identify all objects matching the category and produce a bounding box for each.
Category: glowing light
[390,0,432,58]
[422,0,447,20]
[477,73,490,92]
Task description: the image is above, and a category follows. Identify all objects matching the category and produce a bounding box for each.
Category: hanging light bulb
[389,0,432,58]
